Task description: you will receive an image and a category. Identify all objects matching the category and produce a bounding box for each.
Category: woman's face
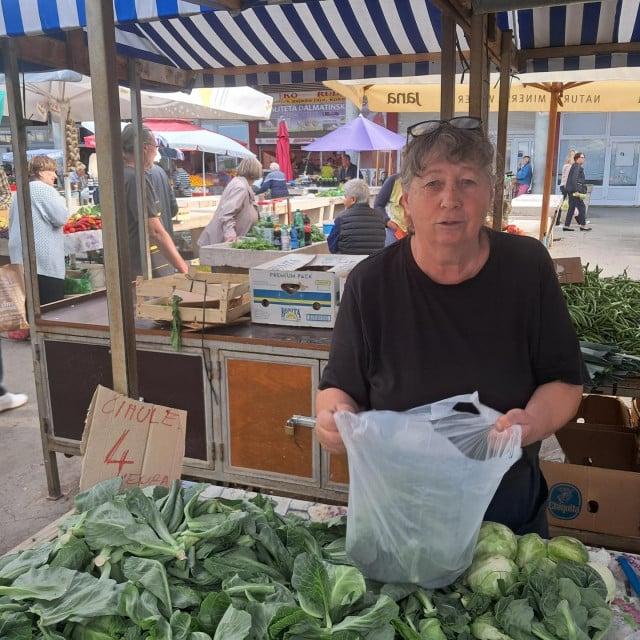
[37,168,58,186]
[401,159,493,248]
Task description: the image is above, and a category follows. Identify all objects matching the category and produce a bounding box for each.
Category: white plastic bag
[335,391,522,588]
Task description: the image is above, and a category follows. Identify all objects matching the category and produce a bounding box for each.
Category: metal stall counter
[37,290,348,504]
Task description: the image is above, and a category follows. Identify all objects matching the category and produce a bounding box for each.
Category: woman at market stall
[197,156,263,246]
[315,117,585,536]
[8,155,68,304]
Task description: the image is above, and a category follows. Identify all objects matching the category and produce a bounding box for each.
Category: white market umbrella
[140,87,273,121]
[1,72,273,123]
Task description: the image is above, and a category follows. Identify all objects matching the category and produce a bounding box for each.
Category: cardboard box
[198,241,329,270]
[136,270,251,327]
[542,460,640,538]
[542,394,640,538]
[555,394,635,470]
[250,254,367,328]
[80,385,187,491]
[552,257,584,284]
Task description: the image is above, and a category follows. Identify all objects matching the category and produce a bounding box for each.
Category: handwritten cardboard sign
[79,385,187,491]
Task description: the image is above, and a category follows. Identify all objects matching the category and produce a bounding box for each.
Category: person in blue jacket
[516,156,533,196]
[255,162,289,198]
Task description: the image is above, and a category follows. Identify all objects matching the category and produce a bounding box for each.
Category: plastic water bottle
[281,224,291,252]
[290,225,299,249]
[273,225,282,250]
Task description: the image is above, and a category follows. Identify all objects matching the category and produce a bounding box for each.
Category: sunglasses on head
[406,116,482,143]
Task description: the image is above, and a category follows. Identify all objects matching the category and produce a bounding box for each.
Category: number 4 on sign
[104,429,135,474]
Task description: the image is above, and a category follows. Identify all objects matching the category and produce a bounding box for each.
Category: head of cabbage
[473,521,517,561]
[465,554,519,598]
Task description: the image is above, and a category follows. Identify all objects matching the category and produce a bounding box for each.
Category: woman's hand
[315,388,360,454]
[493,408,536,447]
[493,381,583,447]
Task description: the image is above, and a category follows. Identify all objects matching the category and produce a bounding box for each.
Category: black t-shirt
[320,228,584,534]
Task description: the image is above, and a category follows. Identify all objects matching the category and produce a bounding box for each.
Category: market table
[509,193,563,246]
[4,480,640,640]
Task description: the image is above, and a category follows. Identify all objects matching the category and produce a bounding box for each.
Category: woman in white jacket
[9,155,69,304]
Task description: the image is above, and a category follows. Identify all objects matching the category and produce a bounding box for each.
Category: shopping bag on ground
[335,391,522,588]
[0,263,28,332]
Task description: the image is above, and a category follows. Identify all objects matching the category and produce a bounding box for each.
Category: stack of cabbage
[0,480,617,639]
[461,522,615,640]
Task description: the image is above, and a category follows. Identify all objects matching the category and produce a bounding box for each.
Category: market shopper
[122,124,188,279]
[327,179,386,254]
[8,155,68,304]
[173,160,192,197]
[373,171,407,245]
[515,155,533,196]
[563,152,591,231]
[197,156,262,246]
[558,148,576,226]
[255,162,289,199]
[147,162,178,240]
[315,117,584,536]
[0,341,27,412]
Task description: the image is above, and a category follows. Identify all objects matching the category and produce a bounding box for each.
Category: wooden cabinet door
[43,339,212,465]
[221,351,318,482]
[328,453,349,485]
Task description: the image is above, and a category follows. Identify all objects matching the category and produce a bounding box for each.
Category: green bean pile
[562,265,640,356]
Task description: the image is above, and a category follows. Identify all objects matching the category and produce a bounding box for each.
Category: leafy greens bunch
[0,480,615,639]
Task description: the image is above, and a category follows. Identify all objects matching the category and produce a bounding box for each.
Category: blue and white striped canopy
[0,0,639,86]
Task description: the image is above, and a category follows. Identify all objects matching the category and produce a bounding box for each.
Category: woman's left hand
[494,408,535,447]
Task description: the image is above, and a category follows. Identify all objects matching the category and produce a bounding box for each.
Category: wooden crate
[136,270,250,326]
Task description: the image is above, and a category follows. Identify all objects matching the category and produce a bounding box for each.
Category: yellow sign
[325,80,640,113]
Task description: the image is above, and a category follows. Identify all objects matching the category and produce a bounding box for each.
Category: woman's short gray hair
[236,157,263,181]
[343,178,369,203]
[270,162,280,171]
[400,124,496,191]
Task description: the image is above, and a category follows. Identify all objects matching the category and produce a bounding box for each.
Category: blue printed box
[249,254,367,328]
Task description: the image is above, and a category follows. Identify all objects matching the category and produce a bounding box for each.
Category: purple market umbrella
[303,114,405,152]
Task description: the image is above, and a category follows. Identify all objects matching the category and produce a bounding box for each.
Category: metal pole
[3,39,63,498]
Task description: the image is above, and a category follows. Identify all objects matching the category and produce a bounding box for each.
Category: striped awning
[0,0,639,86]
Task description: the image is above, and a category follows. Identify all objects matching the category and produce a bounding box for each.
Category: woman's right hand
[315,407,350,454]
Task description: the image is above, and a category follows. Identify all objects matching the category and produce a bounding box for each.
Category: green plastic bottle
[293,209,305,247]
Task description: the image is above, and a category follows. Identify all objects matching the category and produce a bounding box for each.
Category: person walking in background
[0,341,27,412]
[373,171,408,246]
[564,152,591,231]
[558,148,576,227]
[327,179,386,254]
[315,117,584,536]
[516,155,533,196]
[121,124,188,280]
[8,155,68,305]
[197,157,262,246]
[173,160,192,197]
[147,162,178,240]
[255,161,289,198]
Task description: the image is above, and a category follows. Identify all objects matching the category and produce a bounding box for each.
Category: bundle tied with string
[335,391,522,588]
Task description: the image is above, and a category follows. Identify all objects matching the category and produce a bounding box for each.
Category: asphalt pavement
[0,204,638,555]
